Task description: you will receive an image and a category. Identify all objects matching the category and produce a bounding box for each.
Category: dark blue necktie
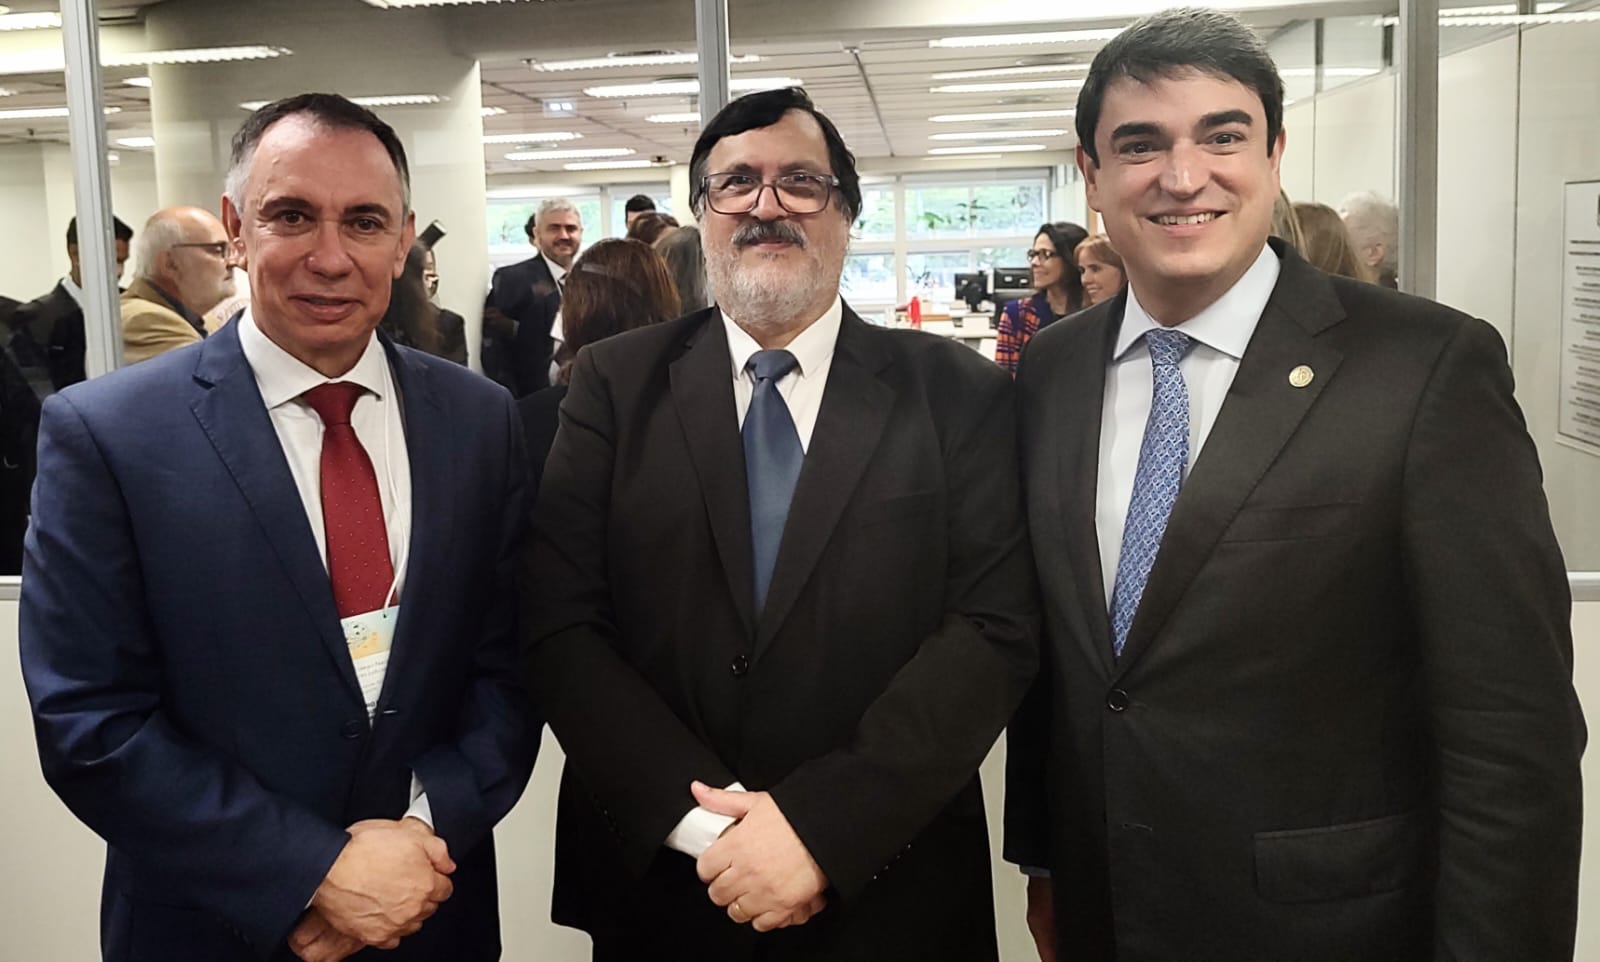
[1110,327,1192,658]
[743,349,803,613]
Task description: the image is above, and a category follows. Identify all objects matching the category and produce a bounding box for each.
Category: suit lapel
[754,310,894,661]
[1114,248,1347,676]
[669,311,759,638]
[1040,303,1121,677]
[378,340,452,708]
[187,322,362,702]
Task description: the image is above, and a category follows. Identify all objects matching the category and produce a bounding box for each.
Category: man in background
[1339,189,1400,289]
[120,205,236,364]
[482,197,581,395]
[623,193,657,229]
[7,215,132,394]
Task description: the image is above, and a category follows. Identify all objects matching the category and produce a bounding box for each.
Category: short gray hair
[537,197,580,225]
[132,211,186,281]
[1338,191,1399,271]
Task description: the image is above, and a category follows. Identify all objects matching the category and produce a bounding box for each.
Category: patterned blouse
[994,292,1066,375]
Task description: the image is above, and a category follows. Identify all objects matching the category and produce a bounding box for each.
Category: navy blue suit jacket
[20,321,536,961]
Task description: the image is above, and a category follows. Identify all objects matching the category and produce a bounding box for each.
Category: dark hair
[380,242,442,356]
[1076,7,1284,167]
[66,215,133,247]
[1035,221,1089,309]
[624,194,657,214]
[626,211,680,245]
[557,238,679,383]
[689,87,861,222]
[227,93,410,212]
[654,225,709,313]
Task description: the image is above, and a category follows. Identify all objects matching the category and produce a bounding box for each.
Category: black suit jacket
[484,254,558,396]
[1004,241,1584,961]
[10,281,87,391]
[523,305,1038,960]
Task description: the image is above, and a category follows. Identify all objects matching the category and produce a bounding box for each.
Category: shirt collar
[538,251,568,286]
[237,307,390,409]
[721,295,844,382]
[141,279,204,328]
[60,275,84,308]
[1114,242,1280,362]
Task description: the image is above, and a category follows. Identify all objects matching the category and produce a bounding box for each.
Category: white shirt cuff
[663,781,745,858]
[404,773,433,828]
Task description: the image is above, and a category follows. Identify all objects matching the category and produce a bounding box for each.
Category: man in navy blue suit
[20,93,535,962]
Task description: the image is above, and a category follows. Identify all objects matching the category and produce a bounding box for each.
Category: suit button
[340,720,364,738]
[730,653,750,677]
[1106,689,1130,712]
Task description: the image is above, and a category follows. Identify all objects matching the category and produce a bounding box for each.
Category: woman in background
[994,220,1087,375]
[1271,188,1307,253]
[381,242,468,364]
[626,211,681,246]
[654,225,709,314]
[1293,201,1375,283]
[1075,233,1125,307]
[519,238,680,496]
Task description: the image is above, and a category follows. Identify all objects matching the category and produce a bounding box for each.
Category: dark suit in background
[19,324,536,961]
[8,281,87,392]
[1005,242,1584,960]
[517,382,565,504]
[525,305,1037,960]
[484,252,558,395]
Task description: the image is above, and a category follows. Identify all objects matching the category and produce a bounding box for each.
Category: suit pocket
[1254,812,1421,903]
[852,489,938,527]
[1220,500,1363,543]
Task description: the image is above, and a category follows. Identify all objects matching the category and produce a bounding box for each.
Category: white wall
[1308,72,1396,208]
[1512,20,1600,570]
[0,145,61,303]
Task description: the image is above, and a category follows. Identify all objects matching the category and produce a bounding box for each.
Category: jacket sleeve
[1400,317,1585,960]
[19,393,349,955]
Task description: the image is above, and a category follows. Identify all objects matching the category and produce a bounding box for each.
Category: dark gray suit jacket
[1005,241,1584,961]
[523,305,1038,960]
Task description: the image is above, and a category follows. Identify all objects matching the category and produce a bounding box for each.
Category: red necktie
[303,382,394,618]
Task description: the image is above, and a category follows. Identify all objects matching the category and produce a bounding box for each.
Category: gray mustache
[732,220,807,249]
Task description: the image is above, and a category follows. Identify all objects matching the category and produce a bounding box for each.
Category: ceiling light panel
[583,77,802,98]
[929,64,1088,80]
[927,144,1049,155]
[0,12,62,31]
[505,147,636,160]
[646,112,701,124]
[932,79,1084,94]
[930,29,1124,48]
[482,131,582,144]
[928,128,1068,141]
[532,52,762,71]
[563,160,665,170]
[929,109,1076,123]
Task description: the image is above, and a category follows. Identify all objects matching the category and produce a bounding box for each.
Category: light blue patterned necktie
[743,349,803,613]
[1109,327,1192,658]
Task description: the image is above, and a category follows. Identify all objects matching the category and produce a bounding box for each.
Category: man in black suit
[6,215,133,394]
[523,87,1037,961]
[482,198,581,395]
[1003,9,1584,962]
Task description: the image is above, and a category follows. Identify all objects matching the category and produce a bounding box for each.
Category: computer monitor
[993,267,1033,292]
[953,272,989,313]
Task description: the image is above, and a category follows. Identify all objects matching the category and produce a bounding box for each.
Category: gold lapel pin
[1289,365,1314,388]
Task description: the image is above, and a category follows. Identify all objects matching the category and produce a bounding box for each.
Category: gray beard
[706,244,845,337]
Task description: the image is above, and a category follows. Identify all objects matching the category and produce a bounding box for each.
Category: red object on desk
[908,296,922,328]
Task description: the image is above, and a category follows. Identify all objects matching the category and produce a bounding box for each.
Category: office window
[855,184,896,242]
[905,179,1046,240]
[842,252,897,304]
[609,187,675,238]
[486,193,602,269]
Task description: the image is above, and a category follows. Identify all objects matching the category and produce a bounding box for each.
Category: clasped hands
[288,816,455,962]
[691,781,829,933]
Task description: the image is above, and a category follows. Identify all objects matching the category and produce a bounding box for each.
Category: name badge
[341,605,400,722]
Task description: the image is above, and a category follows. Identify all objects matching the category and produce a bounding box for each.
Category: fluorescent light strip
[1440,2,1566,14]
[1376,7,1586,25]
[563,160,664,171]
[583,77,802,98]
[0,45,292,76]
[0,12,62,31]
[931,79,1084,94]
[1279,67,1381,79]
[124,77,153,88]
[505,147,635,160]
[116,136,156,148]
[0,106,120,121]
[533,52,762,71]
[646,112,701,124]
[929,109,1075,123]
[240,94,441,110]
[365,0,542,7]
[482,131,582,144]
[931,28,1124,48]
[928,144,1049,155]
[930,63,1088,80]
[481,106,507,117]
[929,128,1068,141]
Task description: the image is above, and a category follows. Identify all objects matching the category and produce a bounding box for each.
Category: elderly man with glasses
[523,86,1038,961]
[120,205,237,365]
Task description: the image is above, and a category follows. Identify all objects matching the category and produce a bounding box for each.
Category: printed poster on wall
[1558,180,1600,458]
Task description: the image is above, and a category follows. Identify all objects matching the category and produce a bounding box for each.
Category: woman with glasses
[994,220,1088,375]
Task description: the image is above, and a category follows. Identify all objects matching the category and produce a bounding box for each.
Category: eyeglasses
[701,171,839,215]
[173,241,230,258]
[1025,249,1060,263]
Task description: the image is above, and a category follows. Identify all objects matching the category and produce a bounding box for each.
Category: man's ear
[221,195,248,271]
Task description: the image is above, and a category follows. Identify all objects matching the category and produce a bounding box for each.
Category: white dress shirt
[60,275,84,308]
[237,311,431,825]
[662,296,845,858]
[1095,243,1280,609]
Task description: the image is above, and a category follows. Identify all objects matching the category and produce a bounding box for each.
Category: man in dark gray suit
[1005,9,1584,961]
